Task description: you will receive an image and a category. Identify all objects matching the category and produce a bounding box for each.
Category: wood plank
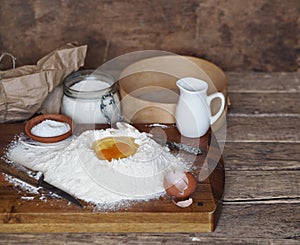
[1,2,299,71]
[223,170,300,202]
[0,234,298,245]
[0,174,221,232]
[214,203,300,239]
[0,203,298,242]
[228,92,300,114]
[223,142,300,171]
[226,116,300,142]
[227,72,300,92]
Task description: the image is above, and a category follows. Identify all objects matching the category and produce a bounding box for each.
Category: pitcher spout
[176,77,208,94]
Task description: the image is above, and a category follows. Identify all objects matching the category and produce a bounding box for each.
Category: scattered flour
[2,173,63,202]
[31,119,70,137]
[191,237,201,242]
[3,174,41,195]
[148,123,174,129]
[6,127,190,210]
[21,196,35,200]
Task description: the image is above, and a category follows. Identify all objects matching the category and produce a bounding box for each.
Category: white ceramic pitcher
[175,77,225,138]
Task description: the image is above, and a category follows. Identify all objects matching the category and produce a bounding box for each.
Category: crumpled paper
[0,43,87,122]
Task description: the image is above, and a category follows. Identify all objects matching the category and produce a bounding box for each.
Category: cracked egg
[92,136,139,161]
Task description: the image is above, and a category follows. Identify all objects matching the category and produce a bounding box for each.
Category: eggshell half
[164,171,197,201]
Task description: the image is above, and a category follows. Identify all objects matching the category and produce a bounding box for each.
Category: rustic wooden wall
[0,0,299,72]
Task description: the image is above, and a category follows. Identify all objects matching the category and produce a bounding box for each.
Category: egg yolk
[93,137,138,161]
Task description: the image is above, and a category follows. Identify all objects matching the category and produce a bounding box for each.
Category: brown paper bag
[0,43,87,122]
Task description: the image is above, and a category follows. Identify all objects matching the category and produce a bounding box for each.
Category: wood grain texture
[226,116,300,142]
[213,203,300,239]
[0,234,299,245]
[0,1,299,72]
[228,92,300,114]
[227,72,300,92]
[0,204,299,242]
[223,142,300,171]
[0,124,224,233]
[223,170,300,202]
[1,71,300,243]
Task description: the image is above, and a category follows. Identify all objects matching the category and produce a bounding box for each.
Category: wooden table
[0,72,299,244]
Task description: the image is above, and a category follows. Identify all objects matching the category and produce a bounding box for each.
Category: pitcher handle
[207,92,225,125]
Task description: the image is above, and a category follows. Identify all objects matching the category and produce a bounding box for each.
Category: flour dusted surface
[7,127,189,209]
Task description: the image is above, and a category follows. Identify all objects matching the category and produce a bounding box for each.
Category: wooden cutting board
[0,123,225,232]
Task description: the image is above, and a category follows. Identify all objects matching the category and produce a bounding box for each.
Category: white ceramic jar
[62,70,121,124]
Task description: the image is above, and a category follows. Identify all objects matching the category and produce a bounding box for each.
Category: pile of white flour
[7,126,189,209]
[31,119,70,137]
